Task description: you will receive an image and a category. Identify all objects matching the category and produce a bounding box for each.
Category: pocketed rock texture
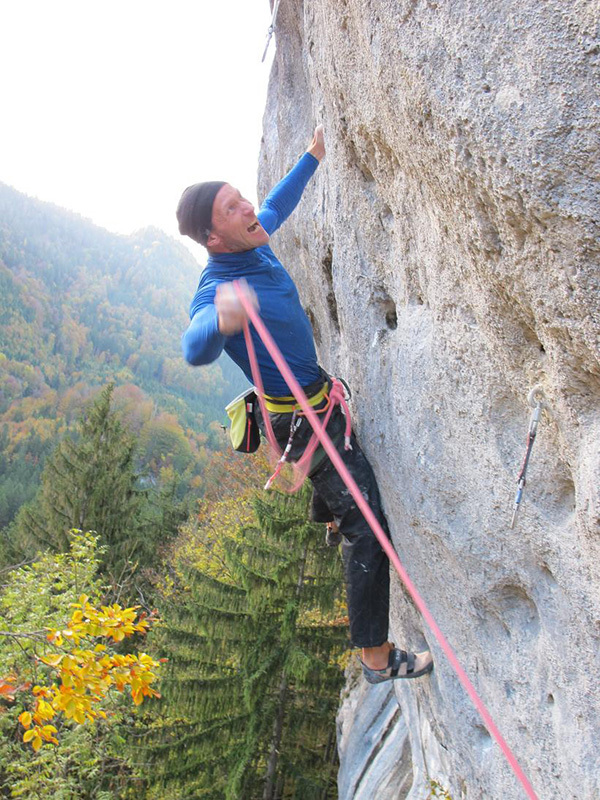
[258,1,600,798]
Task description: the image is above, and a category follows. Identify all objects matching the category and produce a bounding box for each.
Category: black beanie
[176,181,226,246]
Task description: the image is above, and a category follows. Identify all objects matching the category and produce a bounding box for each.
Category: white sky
[0,1,274,250]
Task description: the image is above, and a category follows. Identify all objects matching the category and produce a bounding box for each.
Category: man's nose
[242,201,255,216]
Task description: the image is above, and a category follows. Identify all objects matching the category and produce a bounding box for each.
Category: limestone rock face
[258,1,599,798]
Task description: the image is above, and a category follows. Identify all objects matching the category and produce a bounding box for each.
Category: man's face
[207,184,270,253]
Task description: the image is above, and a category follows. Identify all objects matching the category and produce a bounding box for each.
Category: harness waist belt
[263,382,328,414]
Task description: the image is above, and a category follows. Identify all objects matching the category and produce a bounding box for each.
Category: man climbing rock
[177,125,433,684]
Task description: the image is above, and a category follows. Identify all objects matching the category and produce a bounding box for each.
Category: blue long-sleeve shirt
[182,152,321,396]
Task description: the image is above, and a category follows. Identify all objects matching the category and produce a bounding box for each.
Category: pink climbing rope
[234,281,540,800]
[243,319,352,491]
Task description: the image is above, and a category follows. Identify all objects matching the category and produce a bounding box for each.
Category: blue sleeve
[182,281,226,366]
[258,152,319,236]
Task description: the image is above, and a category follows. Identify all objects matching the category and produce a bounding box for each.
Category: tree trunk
[262,670,288,800]
[262,541,309,800]
[320,726,338,799]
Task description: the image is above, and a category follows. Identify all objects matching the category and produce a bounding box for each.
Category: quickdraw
[264,411,303,490]
[510,385,549,529]
[261,0,281,62]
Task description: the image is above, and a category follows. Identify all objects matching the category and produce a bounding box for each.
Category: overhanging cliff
[258,2,600,798]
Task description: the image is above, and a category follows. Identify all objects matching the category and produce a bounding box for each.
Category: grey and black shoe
[361,647,433,684]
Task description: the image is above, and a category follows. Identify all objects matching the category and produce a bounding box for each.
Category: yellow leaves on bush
[20,708,59,750]
[17,711,32,728]
[17,596,160,751]
[46,594,151,646]
[23,724,58,750]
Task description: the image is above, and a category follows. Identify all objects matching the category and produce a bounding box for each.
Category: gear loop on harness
[264,410,302,490]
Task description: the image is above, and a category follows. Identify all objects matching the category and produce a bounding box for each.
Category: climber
[177,125,433,684]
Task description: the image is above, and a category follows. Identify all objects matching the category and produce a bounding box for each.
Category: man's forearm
[182,306,225,366]
[259,152,319,234]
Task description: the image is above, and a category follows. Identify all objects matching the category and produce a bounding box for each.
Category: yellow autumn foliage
[17,595,161,750]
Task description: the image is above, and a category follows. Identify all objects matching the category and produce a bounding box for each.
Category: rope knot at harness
[258,373,351,491]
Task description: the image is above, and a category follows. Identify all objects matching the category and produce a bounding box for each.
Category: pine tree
[143,486,348,800]
[12,384,143,588]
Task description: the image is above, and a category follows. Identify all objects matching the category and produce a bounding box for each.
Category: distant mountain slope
[0,183,246,527]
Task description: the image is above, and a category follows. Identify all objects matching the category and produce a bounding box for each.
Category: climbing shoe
[361,647,433,684]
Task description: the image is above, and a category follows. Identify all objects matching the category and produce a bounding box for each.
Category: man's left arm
[258,125,325,236]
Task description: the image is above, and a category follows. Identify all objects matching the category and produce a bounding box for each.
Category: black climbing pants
[258,376,391,648]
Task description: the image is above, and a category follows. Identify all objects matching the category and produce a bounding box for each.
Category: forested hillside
[0,182,246,528]
[0,185,347,799]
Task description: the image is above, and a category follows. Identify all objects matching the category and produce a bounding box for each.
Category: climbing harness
[233,281,540,800]
[240,304,352,490]
[261,0,281,62]
[263,382,352,490]
[262,383,330,414]
[510,385,549,529]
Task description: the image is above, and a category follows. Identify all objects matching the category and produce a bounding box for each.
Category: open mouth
[247,221,261,233]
